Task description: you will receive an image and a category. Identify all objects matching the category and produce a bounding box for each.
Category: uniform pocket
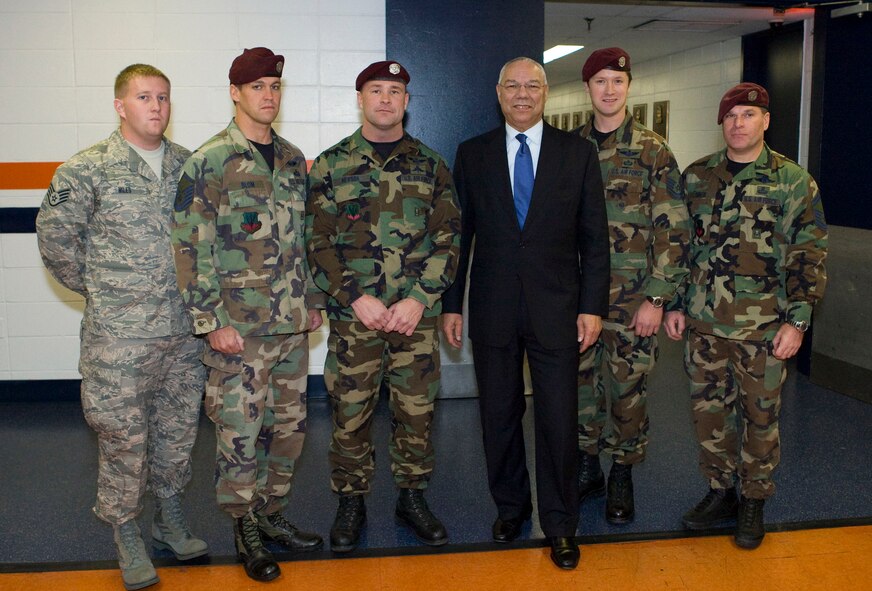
[228,188,272,242]
[202,347,253,425]
[218,270,272,328]
[732,274,780,330]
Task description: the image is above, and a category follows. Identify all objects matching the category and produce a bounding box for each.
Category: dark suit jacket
[442,122,609,350]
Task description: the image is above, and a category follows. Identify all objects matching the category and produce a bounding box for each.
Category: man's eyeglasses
[500,82,545,94]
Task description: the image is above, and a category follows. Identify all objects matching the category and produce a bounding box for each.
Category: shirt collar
[505,119,544,148]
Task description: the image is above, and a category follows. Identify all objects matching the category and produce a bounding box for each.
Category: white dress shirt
[505,119,544,192]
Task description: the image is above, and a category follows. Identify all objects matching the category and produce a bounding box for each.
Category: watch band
[646,296,665,308]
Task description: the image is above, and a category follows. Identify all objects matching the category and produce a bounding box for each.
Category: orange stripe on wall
[0,162,62,190]
[0,161,313,190]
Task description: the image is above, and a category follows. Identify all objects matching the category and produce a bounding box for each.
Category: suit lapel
[483,128,519,230]
[524,124,561,231]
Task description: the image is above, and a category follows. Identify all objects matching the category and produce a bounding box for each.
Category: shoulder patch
[46,183,71,207]
[174,173,195,212]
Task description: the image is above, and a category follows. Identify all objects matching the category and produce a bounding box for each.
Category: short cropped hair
[114,64,171,98]
[497,57,548,86]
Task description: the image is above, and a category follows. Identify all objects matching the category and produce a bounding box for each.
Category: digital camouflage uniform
[172,119,322,518]
[679,143,827,499]
[575,112,690,464]
[36,129,204,525]
[306,128,461,494]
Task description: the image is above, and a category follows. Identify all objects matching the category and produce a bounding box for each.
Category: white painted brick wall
[0,1,386,380]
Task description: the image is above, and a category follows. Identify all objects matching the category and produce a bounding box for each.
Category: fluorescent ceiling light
[544,45,584,64]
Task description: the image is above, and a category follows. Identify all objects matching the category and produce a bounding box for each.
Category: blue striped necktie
[513,133,533,228]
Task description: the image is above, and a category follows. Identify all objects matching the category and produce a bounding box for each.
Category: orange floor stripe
[2,526,870,591]
[0,162,61,190]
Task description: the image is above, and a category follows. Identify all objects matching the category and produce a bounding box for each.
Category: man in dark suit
[442,56,609,570]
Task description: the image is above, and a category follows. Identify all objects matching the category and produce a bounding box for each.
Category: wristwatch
[790,320,809,333]
[646,296,665,308]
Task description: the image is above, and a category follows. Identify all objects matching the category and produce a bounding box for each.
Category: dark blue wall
[810,8,872,230]
[386,0,544,167]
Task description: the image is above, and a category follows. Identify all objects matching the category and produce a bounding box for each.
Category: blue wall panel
[386,0,544,166]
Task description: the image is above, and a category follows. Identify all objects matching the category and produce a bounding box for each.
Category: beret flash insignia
[618,56,626,67]
[389,63,400,75]
[748,90,758,101]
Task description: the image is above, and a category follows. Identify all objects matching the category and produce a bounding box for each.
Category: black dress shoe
[491,507,532,543]
[256,512,323,551]
[395,488,448,546]
[682,488,738,530]
[330,495,366,553]
[606,462,634,524]
[549,536,580,570]
[234,513,280,582]
[578,452,605,503]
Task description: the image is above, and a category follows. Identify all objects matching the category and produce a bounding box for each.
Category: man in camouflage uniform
[664,83,827,549]
[306,61,461,552]
[36,64,207,591]
[574,48,690,524]
[171,48,323,583]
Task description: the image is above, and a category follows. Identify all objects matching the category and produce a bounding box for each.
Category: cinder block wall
[0,0,387,380]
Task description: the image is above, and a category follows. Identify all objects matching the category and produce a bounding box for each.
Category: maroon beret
[229,47,284,85]
[718,83,769,124]
[582,47,631,82]
[355,61,410,91]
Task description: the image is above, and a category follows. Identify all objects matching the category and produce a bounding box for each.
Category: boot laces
[159,496,192,535]
[403,491,438,527]
[117,521,147,565]
[241,514,264,549]
[579,456,601,481]
[740,499,763,528]
[266,512,296,533]
[336,497,363,529]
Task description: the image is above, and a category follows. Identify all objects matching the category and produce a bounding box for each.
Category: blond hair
[114,64,171,98]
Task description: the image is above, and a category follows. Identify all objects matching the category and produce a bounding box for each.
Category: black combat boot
[578,452,606,502]
[330,495,366,553]
[735,496,766,549]
[606,462,634,524]
[256,511,323,552]
[395,488,448,546]
[681,487,739,530]
[234,512,280,582]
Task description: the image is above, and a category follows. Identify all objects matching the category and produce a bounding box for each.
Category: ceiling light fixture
[543,45,584,64]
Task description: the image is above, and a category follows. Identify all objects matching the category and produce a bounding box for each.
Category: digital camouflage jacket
[37,129,192,338]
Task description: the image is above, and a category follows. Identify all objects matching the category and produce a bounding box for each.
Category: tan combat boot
[151,494,208,560]
[113,519,158,590]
